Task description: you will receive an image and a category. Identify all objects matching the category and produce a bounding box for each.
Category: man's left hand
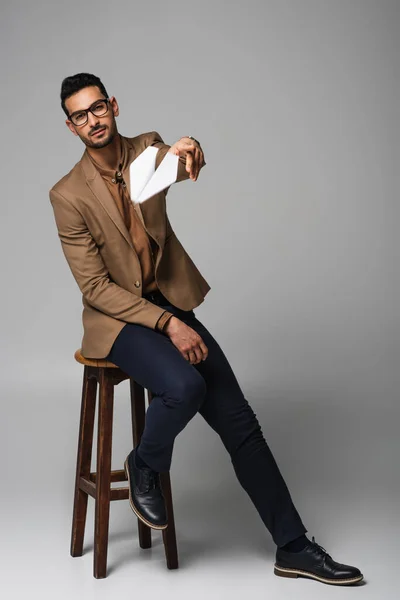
[168,137,205,181]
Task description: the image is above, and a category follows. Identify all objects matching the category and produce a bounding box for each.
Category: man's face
[64,85,119,149]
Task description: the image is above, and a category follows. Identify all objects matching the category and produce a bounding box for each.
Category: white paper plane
[129,145,180,204]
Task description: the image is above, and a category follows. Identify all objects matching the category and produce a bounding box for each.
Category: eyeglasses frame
[68,97,111,127]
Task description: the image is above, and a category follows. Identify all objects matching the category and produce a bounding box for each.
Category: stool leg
[160,471,179,569]
[148,390,179,570]
[130,379,152,549]
[71,365,97,558]
[94,369,114,579]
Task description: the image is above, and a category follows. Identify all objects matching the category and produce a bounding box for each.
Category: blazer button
[134,280,141,287]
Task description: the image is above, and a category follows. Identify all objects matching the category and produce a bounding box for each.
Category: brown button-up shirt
[87,134,174,332]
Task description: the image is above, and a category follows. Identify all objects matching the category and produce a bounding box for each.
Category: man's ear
[109,96,119,118]
[65,120,78,136]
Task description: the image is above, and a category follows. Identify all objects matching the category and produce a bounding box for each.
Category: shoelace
[309,536,333,560]
[140,468,160,492]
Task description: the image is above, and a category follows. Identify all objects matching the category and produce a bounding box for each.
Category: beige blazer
[49,131,211,359]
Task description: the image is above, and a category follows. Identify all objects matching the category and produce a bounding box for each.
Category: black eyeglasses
[68,97,110,126]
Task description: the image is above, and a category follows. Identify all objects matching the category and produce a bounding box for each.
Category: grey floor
[2,376,398,600]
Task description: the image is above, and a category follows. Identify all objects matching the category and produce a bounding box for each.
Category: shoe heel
[274,567,298,578]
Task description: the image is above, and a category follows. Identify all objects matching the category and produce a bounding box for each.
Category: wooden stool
[71,349,179,579]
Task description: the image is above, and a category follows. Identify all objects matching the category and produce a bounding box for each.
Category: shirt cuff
[155,310,174,332]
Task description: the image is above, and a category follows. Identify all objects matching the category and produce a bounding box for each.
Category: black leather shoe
[124,448,168,530]
[274,536,363,585]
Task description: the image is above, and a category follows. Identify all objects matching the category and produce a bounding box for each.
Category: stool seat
[74,348,119,369]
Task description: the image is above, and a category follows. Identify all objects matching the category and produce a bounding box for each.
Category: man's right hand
[164,316,208,364]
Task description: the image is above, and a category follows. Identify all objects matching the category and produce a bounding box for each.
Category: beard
[83,123,116,149]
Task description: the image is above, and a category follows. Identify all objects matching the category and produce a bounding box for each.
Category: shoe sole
[124,457,168,530]
[274,564,363,585]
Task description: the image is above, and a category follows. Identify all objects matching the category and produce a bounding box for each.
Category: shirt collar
[87,133,131,181]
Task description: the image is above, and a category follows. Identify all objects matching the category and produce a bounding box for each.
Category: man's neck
[86,132,122,170]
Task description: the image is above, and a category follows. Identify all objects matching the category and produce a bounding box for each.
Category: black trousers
[106,300,307,547]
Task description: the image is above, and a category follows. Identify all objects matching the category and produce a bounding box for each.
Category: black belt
[143,290,170,305]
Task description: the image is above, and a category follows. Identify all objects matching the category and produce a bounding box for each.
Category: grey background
[1,0,398,598]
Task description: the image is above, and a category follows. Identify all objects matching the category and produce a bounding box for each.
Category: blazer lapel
[80,149,136,253]
[79,142,166,263]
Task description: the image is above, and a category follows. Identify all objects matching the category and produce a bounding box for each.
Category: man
[49,72,363,586]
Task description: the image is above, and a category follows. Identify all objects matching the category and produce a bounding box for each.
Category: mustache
[91,126,106,135]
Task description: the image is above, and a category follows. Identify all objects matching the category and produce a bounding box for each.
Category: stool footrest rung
[79,476,96,498]
[89,469,127,483]
[110,487,129,501]
[79,476,129,501]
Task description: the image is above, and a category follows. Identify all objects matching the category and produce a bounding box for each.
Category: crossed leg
[106,305,307,547]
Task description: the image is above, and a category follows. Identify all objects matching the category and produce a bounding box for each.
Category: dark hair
[60,72,109,117]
